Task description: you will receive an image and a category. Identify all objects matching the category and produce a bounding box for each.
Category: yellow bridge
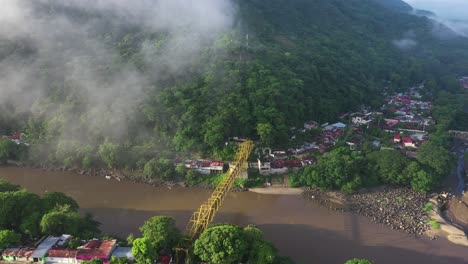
[176,140,254,262]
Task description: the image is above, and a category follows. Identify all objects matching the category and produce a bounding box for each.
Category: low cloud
[0,0,236,147]
[393,38,418,50]
[404,0,468,37]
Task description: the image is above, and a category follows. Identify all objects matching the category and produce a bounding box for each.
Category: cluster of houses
[291,122,347,155]
[176,85,436,177]
[383,91,433,131]
[274,86,433,167]
[460,76,468,89]
[0,235,171,264]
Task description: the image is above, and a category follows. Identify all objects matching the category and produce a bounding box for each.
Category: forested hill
[0,0,467,169]
[372,0,413,12]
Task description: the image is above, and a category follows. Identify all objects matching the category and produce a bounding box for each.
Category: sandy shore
[248,187,303,195]
[428,198,468,247]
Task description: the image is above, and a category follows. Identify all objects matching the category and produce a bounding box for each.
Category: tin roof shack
[46,249,78,264]
[16,247,35,262]
[77,240,117,263]
[2,248,20,261]
[111,247,134,262]
[32,236,65,262]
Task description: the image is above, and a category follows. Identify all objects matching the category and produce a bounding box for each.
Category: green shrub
[423,202,434,213]
[430,220,440,229]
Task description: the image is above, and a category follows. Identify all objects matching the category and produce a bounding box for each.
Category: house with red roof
[2,133,21,140]
[2,248,20,261]
[15,248,35,262]
[402,137,416,148]
[393,134,401,143]
[46,249,78,264]
[76,240,117,263]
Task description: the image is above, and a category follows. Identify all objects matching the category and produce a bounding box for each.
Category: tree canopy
[0,180,100,240]
[131,216,181,264]
[0,230,21,250]
[345,259,373,264]
[193,225,248,264]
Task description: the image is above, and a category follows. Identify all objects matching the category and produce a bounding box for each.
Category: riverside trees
[131,216,181,264]
[193,224,292,264]
[289,144,453,194]
[0,180,100,241]
[129,215,293,264]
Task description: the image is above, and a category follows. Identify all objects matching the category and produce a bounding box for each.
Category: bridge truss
[175,140,254,262]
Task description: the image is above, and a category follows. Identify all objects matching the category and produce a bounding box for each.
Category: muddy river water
[1,167,467,264]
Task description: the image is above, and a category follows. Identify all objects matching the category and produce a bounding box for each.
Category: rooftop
[47,249,78,258]
[2,248,20,257]
[77,240,117,259]
[402,137,413,143]
[82,240,101,249]
[16,248,35,258]
[32,236,62,258]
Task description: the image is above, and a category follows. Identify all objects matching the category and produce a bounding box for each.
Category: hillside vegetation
[0,0,467,174]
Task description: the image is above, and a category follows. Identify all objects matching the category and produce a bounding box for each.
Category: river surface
[1,167,467,264]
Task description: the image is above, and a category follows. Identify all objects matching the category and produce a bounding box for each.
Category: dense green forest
[1,0,468,174]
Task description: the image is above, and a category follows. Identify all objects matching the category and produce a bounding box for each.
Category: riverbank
[427,196,468,247]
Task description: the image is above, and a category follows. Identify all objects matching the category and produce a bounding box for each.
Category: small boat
[105,175,111,180]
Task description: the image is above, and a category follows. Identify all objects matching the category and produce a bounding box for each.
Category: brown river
[1,167,467,264]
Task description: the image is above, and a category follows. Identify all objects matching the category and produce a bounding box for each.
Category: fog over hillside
[0,0,236,140]
[404,0,468,36]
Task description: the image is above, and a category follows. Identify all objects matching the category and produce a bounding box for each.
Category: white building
[352,116,372,125]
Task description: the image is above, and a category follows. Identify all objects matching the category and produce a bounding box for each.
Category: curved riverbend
[1,167,467,264]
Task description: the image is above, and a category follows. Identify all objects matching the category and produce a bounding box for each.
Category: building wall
[46,257,78,263]
[2,256,15,261]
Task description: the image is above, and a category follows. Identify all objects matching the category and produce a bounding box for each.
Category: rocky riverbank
[347,187,429,235]
[303,186,430,235]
